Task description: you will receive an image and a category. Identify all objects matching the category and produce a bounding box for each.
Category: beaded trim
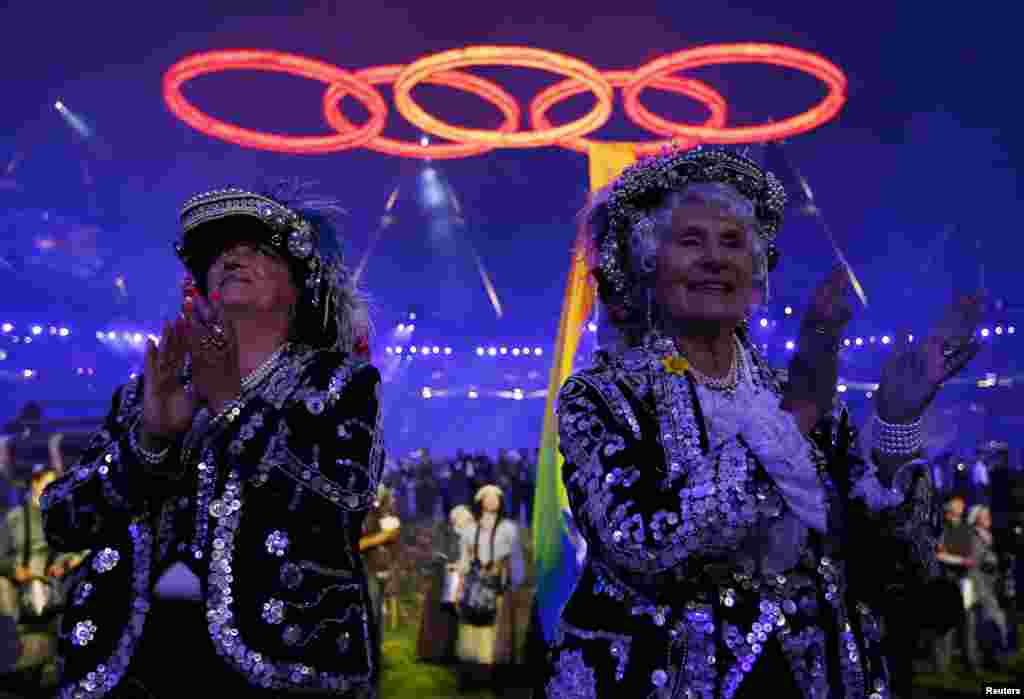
[205,470,374,692]
[57,521,154,699]
[241,344,290,393]
[128,420,170,465]
[872,415,923,457]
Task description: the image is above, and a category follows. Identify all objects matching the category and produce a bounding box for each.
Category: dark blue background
[0,1,1020,459]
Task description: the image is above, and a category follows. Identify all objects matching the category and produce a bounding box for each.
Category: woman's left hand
[803,265,855,335]
[875,293,985,424]
[185,292,241,414]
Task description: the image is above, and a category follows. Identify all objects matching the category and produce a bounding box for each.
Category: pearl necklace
[677,336,744,394]
[241,343,290,393]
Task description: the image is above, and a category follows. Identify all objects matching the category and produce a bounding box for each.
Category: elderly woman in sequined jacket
[536,148,985,699]
[40,184,383,698]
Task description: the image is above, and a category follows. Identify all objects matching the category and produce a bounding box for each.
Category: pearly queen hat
[593,146,787,309]
[175,185,360,352]
[176,187,323,296]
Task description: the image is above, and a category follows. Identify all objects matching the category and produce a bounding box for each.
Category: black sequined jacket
[41,346,384,698]
[538,334,939,699]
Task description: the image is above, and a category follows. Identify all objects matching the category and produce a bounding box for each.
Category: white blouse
[459,515,526,588]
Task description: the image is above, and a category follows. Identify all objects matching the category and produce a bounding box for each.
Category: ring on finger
[199,335,226,351]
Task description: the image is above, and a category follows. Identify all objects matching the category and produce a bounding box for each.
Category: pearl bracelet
[872,414,923,457]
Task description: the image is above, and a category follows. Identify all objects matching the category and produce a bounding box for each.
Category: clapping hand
[875,293,985,425]
[184,291,241,414]
[142,317,194,439]
[804,265,856,334]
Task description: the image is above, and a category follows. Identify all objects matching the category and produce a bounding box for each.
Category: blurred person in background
[359,484,401,678]
[455,484,525,691]
[0,461,86,686]
[934,494,978,674]
[418,504,474,663]
[966,504,1010,670]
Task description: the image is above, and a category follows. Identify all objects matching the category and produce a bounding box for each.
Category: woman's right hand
[142,318,194,439]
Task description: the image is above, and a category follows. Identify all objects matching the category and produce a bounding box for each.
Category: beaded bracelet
[129,421,171,465]
[872,414,923,457]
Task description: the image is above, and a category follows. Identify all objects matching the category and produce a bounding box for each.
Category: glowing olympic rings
[392,46,615,149]
[622,43,847,144]
[162,44,848,157]
[530,71,728,156]
[324,65,521,160]
[163,50,388,154]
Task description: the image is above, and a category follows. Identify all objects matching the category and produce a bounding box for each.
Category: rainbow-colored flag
[532,143,637,643]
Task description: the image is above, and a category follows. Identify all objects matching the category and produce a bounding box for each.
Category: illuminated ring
[623,43,846,143]
[323,65,521,160]
[163,50,388,154]
[530,70,728,156]
[393,46,614,148]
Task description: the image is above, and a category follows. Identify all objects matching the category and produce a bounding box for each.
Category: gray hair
[261,180,373,355]
[967,504,989,527]
[593,182,768,352]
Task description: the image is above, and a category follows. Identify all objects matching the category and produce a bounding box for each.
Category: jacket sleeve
[830,409,940,601]
[40,376,185,552]
[254,359,383,513]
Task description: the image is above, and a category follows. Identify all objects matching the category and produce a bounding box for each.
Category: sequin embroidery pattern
[58,521,154,699]
[545,649,597,699]
[205,470,373,692]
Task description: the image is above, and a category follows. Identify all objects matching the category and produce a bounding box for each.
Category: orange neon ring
[323,65,521,160]
[163,50,388,154]
[623,43,847,144]
[393,46,614,149]
[530,70,728,156]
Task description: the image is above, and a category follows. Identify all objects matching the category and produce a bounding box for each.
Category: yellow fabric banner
[532,142,637,642]
[588,142,640,191]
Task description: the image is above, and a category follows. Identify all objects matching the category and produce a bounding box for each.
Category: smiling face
[653,202,758,330]
[205,238,298,315]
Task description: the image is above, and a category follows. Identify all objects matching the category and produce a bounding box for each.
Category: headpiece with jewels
[175,184,365,354]
[594,146,786,308]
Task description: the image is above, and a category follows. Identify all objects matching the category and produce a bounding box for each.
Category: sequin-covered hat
[175,185,364,353]
[594,147,786,308]
[176,187,324,296]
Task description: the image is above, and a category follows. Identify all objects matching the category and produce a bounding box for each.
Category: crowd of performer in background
[0,401,1017,694]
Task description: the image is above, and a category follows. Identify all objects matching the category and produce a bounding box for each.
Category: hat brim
[179,215,291,289]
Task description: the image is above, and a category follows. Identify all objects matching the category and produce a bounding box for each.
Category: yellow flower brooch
[661,355,690,376]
